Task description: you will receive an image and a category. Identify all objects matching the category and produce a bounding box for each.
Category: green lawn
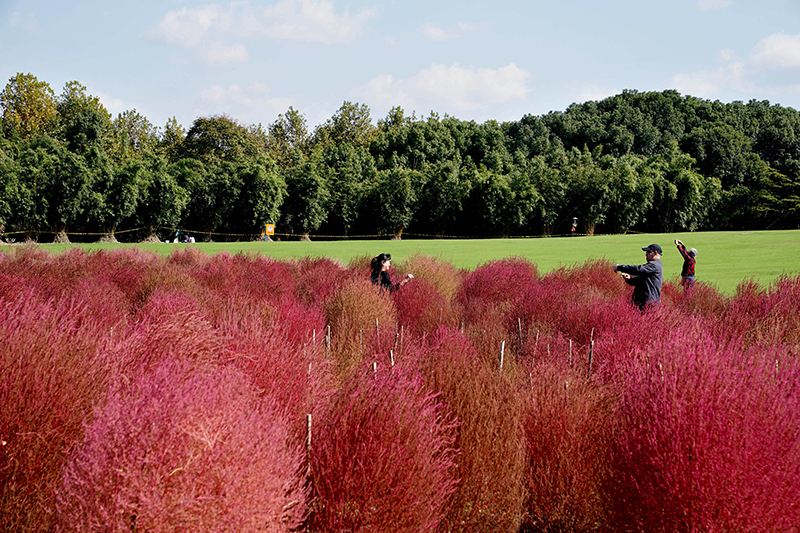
[10,229,800,295]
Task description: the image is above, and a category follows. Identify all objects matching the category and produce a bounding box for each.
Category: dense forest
[2,72,800,242]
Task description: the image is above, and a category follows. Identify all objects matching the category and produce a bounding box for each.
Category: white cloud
[260,0,378,43]
[351,74,416,110]
[9,11,39,32]
[150,5,221,47]
[201,42,249,64]
[414,63,531,109]
[355,63,531,113]
[671,52,747,97]
[150,0,378,55]
[97,92,128,116]
[697,0,732,11]
[420,21,486,42]
[672,32,800,101]
[750,32,800,69]
[199,83,293,119]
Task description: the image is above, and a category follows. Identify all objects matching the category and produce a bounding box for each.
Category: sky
[2,0,800,132]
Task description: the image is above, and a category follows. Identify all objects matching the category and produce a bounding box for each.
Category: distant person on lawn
[370,253,413,293]
[675,239,697,289]
[613,243,664,311]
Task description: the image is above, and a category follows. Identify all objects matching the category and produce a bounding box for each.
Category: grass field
[8,229,800,295]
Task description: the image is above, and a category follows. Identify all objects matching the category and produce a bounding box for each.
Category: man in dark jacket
[613,244,664,311]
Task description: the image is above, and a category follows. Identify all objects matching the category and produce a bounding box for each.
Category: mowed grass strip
[14,229,800,296]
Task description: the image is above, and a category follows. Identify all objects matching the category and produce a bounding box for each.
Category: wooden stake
[569,339,573,366]
[499,340,505,372]
[586,340,594,378]
[306,413,312,476]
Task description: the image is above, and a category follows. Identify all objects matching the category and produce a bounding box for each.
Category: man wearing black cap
[613,244,663,311]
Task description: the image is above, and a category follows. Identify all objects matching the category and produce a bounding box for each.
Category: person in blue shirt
[613,244,664,311]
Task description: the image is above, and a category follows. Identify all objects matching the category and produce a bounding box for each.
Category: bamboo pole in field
[586,340,594,379]
[305,414,312,476]
[499,340,505,372]
[325,324,331,357]
[569,339,573,366]
[518,317,524,350]
[390,349,395,367]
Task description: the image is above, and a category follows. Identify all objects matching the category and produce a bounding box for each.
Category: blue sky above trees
[2,0,800,130]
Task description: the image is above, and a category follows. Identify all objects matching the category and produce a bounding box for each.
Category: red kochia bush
[216,295,332,441]
[717,275,800,353]
[411,326,527,533]
[55,358,308,533]
[521,363,617,533]
[324,277,398,379]
[307,365,458,533]
[0,292,117,533]
[457,257,538,322]
[293,256,355,308]
[393,277,457,337]
[607,329,800,533]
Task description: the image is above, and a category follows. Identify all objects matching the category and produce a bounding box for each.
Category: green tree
[56,81,111,152]
[644,142,721,232]
[108,109,159,164]
[180,115,264,164]
[313,101,376,149]
[160,117,186,162]
[416,160,471,235]
[363,167,422,238]
[85,159,142,237]
[18,135,93,235]
[1,73,58,141]
[562,147,611,235]
[266,106,310,167]
[602,154,655,233]
[462,168,518,236]
[280,152,329,239]
[0,146,22,234]
[319,143,376,235]
[236,159,287,234]
[135,153,189,236]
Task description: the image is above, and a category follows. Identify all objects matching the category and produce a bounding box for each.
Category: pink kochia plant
[412,326,527,533]
[608,328,800,533]
[0,292,117,533]
[307,364,458,533]
[55,358,308,533]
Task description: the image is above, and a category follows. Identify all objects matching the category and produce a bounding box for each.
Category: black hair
[370,253,391,274]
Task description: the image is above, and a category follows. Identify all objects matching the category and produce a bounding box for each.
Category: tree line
[2,72,799,242]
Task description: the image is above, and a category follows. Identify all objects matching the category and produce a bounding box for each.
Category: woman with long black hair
[370,253,413,293]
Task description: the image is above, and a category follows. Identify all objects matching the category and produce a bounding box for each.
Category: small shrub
[55,358,308,533]
[293,256,354,308]
[324,277,397,380]
[393,277,457,337]
[307,364,458,533]
[607,330,800,533]
[521,363,617,532]
[402,252,464,302]
[0,293,116,533]
[412,326,528,533]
